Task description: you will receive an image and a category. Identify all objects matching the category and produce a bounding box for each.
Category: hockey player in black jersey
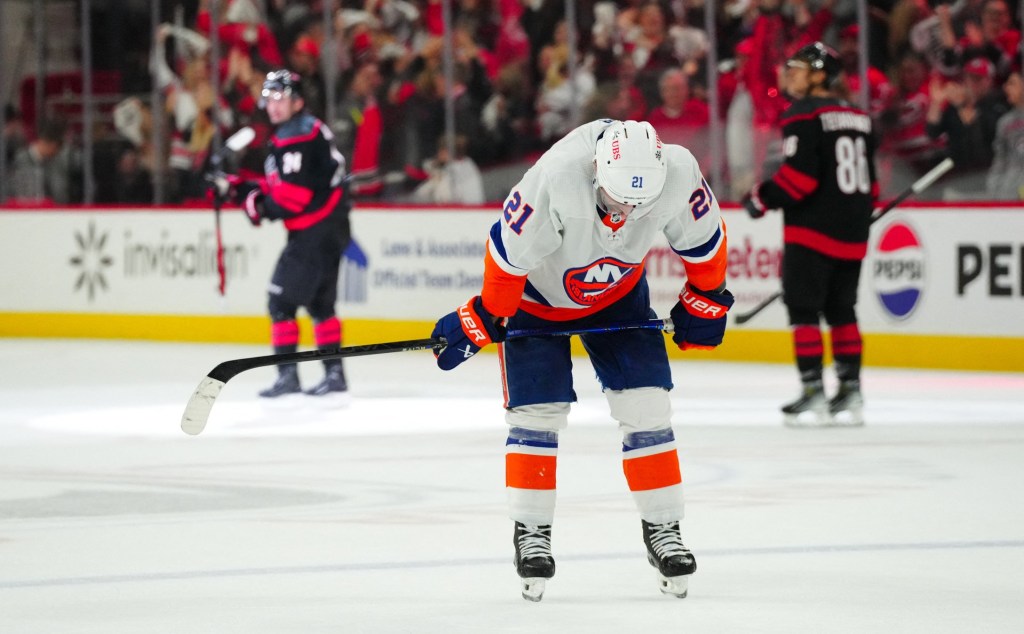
[233,69,352,402]
[743,42,877,426]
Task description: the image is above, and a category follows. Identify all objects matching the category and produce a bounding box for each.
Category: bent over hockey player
[233,70,352,402]
[431,119,732,600]
[744,43,877,426]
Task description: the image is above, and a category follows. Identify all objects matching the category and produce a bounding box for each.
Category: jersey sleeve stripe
[271,180,314,212]
[672,224,722,260]
[482,248,528,317]
[681,221,728,290]
[772,166,817,202]
[282,189,340,231]
[486,222,523,272]
[776,164,818,195]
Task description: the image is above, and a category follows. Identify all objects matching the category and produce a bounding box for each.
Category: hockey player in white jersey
[431,119,733,601]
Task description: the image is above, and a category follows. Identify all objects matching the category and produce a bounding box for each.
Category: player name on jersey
[820,110,871,133]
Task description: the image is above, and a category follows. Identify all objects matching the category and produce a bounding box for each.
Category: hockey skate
[513,522,555,602]
[781,381,832,427]
[828,381,864,426]
[304,364,350,407]
[259,367,301,399]
[642,520,696,598]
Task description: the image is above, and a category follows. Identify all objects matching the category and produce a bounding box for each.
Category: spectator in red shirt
[645,68,709,165]
[837,24,893,118]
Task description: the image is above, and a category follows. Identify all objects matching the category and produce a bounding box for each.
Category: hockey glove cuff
[742,184,768,219]
[431,296,507,370]
[242,189,264,226]
[670,283,734,351]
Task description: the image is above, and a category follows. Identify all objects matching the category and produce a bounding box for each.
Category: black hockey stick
[181,318,673,435]
[733,157,954,326]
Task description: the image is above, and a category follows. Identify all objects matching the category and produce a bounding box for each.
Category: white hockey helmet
[594,120,666,207]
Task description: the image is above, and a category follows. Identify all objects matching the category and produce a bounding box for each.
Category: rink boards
[0,204,1021,372]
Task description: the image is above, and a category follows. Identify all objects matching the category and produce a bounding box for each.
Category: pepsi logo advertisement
[871,221,925,321]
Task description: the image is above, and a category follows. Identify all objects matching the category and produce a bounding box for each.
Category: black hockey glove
[742,184,768,219]
[670,283,734,351]
[431,296,506,370]
[230,181,264,226]
[240,190,265,226]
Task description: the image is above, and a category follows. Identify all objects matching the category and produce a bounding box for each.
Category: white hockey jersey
[482,119,727,321]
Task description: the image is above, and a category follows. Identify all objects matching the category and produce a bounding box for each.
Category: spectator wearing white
[413,135,485,205]
[535,21,596,142]
[150,22,234,199]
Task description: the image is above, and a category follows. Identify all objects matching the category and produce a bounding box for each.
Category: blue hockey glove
[670,283,735,351]
[431,296,506,370]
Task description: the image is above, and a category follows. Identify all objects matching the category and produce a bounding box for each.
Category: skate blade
[829,407,864,426]
[783,409,833,428]
[521,578,547,602]
[656,572,690,598]
[304,391,352,409]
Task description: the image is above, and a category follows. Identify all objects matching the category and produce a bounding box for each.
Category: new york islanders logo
[872,221,925,320]
[564,257,639,305]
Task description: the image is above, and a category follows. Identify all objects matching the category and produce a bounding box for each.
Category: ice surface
[1,339,1022,633]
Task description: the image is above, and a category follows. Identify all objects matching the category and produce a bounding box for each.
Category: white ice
[1,339,1023,633]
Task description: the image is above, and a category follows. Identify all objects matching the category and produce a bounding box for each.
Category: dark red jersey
[756,97,877,261]
[263,112,346,232]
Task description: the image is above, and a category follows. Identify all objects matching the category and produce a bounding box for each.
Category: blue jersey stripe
[672,225,722,259]
[489,222,510,264]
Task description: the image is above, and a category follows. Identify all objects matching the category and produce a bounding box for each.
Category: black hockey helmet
[787,42,843,88]
[260,69,304,108]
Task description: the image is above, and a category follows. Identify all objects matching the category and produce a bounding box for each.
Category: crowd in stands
[3,0,1024,205]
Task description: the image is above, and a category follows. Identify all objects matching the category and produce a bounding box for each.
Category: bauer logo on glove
[432,296,507,370]
[670,283,734,351]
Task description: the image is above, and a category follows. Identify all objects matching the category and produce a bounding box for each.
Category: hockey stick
[180,318,673,435]
[733,157,954,326]
[207,127,256,296]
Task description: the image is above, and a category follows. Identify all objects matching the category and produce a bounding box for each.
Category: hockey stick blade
[733,157,954,327]
[733,291,782,325]
[181,338,443,435]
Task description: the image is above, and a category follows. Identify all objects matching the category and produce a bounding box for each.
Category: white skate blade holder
[521,577,547,602]
[657,571,690,598]
[783,408,833,428]
[830,406,865,426]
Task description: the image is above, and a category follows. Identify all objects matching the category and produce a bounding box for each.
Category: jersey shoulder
[273,112,322,145]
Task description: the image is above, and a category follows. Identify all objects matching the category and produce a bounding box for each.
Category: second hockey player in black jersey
[744,42,878,427]
[234,69,352,402]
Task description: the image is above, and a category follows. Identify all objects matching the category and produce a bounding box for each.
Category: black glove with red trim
[742,184,768,219]
[431,296,507,370]
[229,180,264,226]
[670,283,734,350]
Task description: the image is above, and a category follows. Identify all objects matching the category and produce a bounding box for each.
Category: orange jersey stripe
[622,449,682,491]
[682,226,728,291]
[482,248,528,317]
[506,453,557,490]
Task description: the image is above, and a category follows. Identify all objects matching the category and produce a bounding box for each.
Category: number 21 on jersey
[503,191,534,235]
